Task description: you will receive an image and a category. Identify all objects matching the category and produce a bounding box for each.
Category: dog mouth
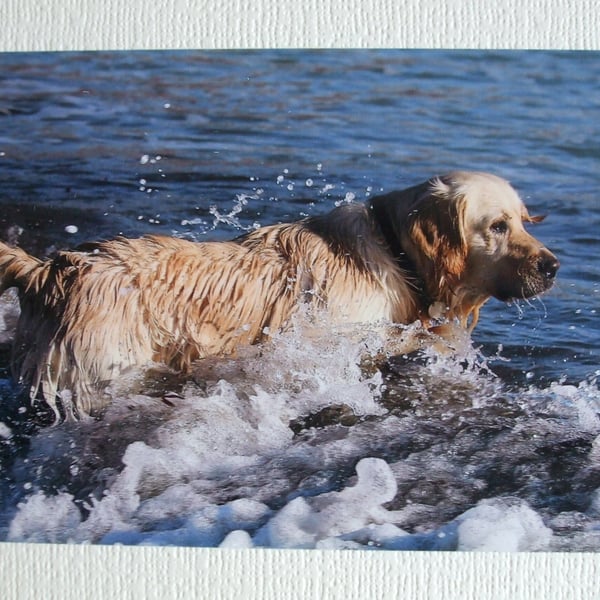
[494,251,560,302]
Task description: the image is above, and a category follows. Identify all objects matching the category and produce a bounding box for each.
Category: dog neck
[366,201,486,330]
[364,203,433,314]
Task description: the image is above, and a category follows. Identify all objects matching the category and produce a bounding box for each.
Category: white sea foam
[456,498,553,552]
[1,298,600,550]
[8,491,81,543]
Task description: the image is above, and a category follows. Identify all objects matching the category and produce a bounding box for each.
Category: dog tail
[0,240,43,295]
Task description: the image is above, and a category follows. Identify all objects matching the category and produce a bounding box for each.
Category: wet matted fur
[0,171,559,420]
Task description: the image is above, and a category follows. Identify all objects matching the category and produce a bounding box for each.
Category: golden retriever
[0,171,558,421]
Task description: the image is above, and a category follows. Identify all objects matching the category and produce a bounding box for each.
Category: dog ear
[524,213,546,224]
[406,181,468,288]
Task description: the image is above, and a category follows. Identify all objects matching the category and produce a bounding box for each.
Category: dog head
[369,171,559,327]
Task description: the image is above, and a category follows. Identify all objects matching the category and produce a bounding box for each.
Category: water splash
[207,194,260,232]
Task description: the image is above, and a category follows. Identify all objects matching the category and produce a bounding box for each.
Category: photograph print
[0,50,598,551]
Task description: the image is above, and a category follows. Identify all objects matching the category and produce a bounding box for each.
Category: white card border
[1,1,599,598]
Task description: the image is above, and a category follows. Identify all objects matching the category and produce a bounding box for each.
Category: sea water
[0,50,599,551]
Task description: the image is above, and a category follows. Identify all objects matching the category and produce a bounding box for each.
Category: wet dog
[0,171,559,420]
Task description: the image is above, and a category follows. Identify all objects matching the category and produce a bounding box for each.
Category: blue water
[0,50,599,550]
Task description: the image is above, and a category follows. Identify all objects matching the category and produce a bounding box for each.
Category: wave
[1,302,599,550]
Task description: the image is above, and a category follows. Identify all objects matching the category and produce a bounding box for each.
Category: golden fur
[0,171,559,421]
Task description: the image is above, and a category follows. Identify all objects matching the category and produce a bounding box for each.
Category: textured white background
[1,1,599,598]
[1,0,599,50]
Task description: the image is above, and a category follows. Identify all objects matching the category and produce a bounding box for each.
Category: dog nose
[537,251,560,280]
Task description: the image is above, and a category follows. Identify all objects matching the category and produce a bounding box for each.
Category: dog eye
[490,220,509,235]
